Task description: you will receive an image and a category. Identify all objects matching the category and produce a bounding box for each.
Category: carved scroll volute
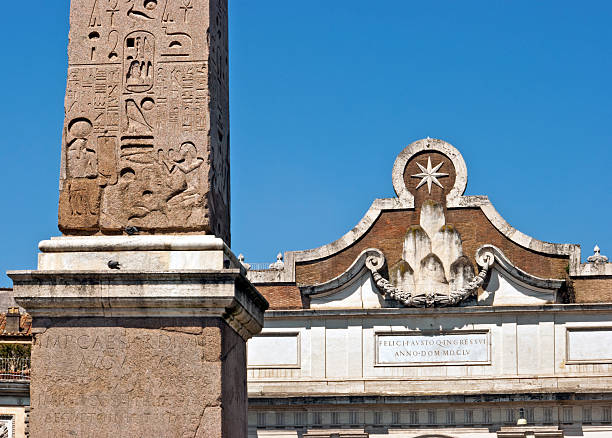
[476,248,495,270]
[365,251,385,273]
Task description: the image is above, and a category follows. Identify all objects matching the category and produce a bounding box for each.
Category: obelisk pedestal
[9,236,267,438]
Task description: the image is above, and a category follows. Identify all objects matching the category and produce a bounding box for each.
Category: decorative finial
[269,252,285,270]
[238,254,251,270]
[587,245,609,264]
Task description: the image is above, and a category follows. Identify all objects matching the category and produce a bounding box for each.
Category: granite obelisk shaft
[58,0,230,244]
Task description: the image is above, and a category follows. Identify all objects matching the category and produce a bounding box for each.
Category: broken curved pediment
[476,244,565,306]
[248,138,591,310]
[303,244,564,309]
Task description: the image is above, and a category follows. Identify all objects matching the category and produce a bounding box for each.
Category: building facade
[0,138,611,438]
[244,138,612,438]
[0,290,31,438]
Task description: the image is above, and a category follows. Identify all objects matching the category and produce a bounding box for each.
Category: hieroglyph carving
[59,0,231,243]
[366,200,493,307]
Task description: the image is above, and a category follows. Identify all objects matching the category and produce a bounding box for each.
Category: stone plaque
[58,0,230,243]
[376,331,490,366]
[567,327,612,364]
[247,333,300,368]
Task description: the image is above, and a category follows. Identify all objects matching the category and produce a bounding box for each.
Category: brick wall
[256,284,303,310]
[255,206,612,309]
[573,278,612,303]
[296,208,569,286]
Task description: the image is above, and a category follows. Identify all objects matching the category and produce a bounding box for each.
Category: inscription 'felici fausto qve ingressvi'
[376,332,490,365]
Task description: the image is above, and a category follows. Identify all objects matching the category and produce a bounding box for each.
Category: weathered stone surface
[30,317,244,438]
[9,237,267,438]
[58,0,230,243]
[36,235,235,271]
[9,268,268,342]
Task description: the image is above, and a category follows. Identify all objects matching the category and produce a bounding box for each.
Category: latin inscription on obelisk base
[59,0,230,244]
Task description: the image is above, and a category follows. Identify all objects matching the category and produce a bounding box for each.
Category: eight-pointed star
[411,156,449,194]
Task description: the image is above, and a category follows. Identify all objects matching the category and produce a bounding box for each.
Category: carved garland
[365,250,494,308]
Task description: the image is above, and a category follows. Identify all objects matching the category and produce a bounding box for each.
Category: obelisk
[8,1,268,437]
[58,0,230,244]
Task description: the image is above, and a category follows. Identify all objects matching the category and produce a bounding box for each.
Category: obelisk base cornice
[8,235,269,340]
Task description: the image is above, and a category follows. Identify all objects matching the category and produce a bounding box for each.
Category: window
[563,407,573,424]
[483,409,492,425]
[275,412,284,427]
[464,409,474,425]
[257,413,266,428]
[446,409,455,425]
[506,409,515,425]
[392,411,400,425]
[409,410,419,425]
[331,412,339,426]
[294,412,306,427]
[428,409,437,425]
[543,408,553,424]
[603,407,611,424]
[374,411,383,425]
[583,407,592,424]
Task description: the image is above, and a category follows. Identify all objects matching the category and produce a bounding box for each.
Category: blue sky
[0,1,610,286]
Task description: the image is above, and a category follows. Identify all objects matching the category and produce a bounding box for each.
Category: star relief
[411,156,449,194]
